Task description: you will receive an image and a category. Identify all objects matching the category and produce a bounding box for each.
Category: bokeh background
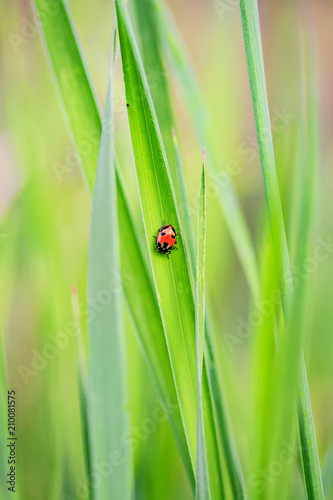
[0,0,332,498]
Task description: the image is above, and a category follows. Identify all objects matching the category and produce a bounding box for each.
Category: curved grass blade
[131,2,245,491]
[116,0,197,463]
[116,171,194,484]
[239,1,324,498]
[131,0,183,207]
[130,2,245,496]
[32,0,194,485]
[115,2,225,495]
[150,0,260,300]
[33,0,101,193]
[87,61,131,499]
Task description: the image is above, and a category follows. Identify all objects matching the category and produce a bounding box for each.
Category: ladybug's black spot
[161,232,166,236]
[171,234,176,239]
[163,242,168,249]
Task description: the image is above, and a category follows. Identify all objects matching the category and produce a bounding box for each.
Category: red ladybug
[153,223,178,258]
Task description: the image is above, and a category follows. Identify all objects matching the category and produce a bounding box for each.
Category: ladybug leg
[167,251,171,259]
[153,235,157,238]
[173,246,178,250]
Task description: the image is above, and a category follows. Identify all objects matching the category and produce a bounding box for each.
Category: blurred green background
[0,0,332,498]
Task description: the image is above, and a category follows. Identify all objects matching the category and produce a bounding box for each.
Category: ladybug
[153,223,178,258]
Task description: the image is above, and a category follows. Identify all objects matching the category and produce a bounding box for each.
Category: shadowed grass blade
[239,1,324,498]
[87,62,131,499]
[195,159,209,499]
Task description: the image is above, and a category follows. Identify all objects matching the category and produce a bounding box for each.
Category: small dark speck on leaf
[126,103,129,107]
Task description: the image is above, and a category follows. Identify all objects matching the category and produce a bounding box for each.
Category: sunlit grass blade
[151,0,260,300]
[33,0,193,484]
[116,0,197,462]
[33,0,100,193]
[131,0,183,209]
[129,3,244,496]
[87,61,131,499]
[239,1,324,498]
[115,3,226,495]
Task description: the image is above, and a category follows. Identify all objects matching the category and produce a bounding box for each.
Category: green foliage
[0,0,330,499]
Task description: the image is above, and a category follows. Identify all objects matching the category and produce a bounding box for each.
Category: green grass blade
[115,4,226,495]
[71,286,92,498]
[116,0,197,463]
[131,0,182,206]
[204,325,246,500]
[33,0,194,484]
[239,1,324,498]
[195,159,209,499]
[151,0,260,300]
[116,172,194,484]
[295,30,322,500]
[194,161,225,499]
[87,63,131,499]
[33,0,101,193]
[128,4,243,496]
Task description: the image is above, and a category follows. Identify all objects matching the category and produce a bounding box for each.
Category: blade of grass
[71,286,92,499]
[116,0,198,462]
[251,33,319,497]
[87,58,131,499]
[33,0,101,192]
[129,4,245,496]
[295,28,321,500]
[239,1,324,498]
[195,158,209,499]
[131,0,182,207]
[151,0,260,300]
[33,0,194,485]
[115,1,225,495]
